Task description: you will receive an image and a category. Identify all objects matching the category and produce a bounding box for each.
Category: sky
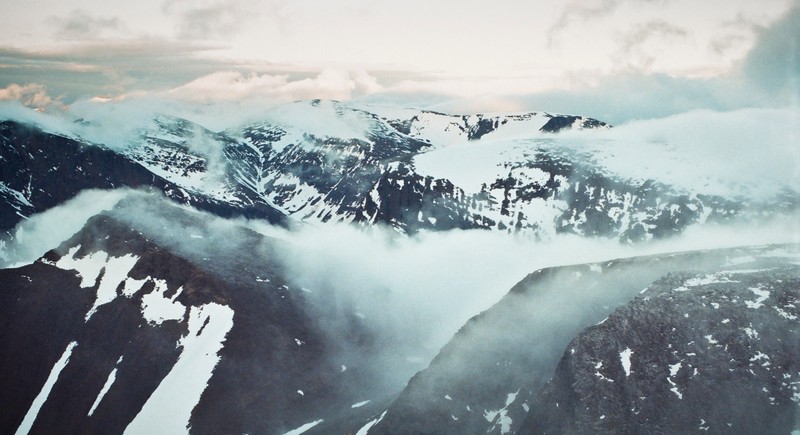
[0,0,798,122]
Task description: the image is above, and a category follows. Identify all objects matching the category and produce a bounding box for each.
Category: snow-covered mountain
[1,100,798,434]
[4,100,790,246]
[0,118,286,238]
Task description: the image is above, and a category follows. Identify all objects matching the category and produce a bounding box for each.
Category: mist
[552,107,800,199]
[3,186,797,394]
[0,189,134,267]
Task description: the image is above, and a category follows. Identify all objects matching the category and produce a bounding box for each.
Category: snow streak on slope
[88,357,123,417]
[124,303,234,435]
[15,341,78,435]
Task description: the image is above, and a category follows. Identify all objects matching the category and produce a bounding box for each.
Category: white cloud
[168,69,383,102]
[560,107,800,198]
[47,9,129,41]
[0,83,58,109]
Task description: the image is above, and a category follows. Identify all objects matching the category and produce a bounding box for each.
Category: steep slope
[0,119,286,235]
[0,197,388,435]
[223,100,761,240]
[4,101,794,241]
[369,244,800,434]
[523,262,800,434]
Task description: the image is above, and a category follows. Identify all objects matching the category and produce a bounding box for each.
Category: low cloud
[0,83,59,110]
[558,107,800,198]
[0,189,134,267]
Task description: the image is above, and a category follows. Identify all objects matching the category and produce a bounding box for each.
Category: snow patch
[745,287,770,309]
[620,348,633,377]
[743,326,759,339]
[88,357,124,416]
[55,246,107,288]
[140,279,186,325]
[283,419,324,435]
[352,400,371,408]
[124,303,234,435]
[483,391,519,434]
[356,411,387,435]
[667,377,683,399]
[669,361,682,377]
[122,276,148,297]
[85,254,139,320]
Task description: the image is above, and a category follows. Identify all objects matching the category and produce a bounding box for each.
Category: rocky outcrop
[523,265,800,434]
[0,120,286,234]
[370,245,800,434]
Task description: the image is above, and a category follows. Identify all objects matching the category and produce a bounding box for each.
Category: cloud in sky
[740,3,800,101]
[0,83,57,109]
[169,69,383,102]
[0,0,796,120]
[162,0,265,40]
[47,9,128,41]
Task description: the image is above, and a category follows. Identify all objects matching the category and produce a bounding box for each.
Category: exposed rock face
[0,120,286,234]
[370,245,800,434]
[523,265,800,434]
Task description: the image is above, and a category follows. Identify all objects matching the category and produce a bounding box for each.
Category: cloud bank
[0,1,796,123]
[2,189,797,390]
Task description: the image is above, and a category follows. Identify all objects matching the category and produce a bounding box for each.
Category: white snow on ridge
[16,341,78,435]
[124,302,234,435]
[412,139,517,193]
[55,246,107,288]
[53,247,143,320]
[85,254,139,320]
[265,100,371,142]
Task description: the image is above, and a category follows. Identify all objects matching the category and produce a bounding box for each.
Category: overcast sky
[0,0,798,120]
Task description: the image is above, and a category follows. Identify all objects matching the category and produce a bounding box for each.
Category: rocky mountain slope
[523,261,800,434]
[365,245,800,435]
[4,100,789,247]
[0,118,287,236]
